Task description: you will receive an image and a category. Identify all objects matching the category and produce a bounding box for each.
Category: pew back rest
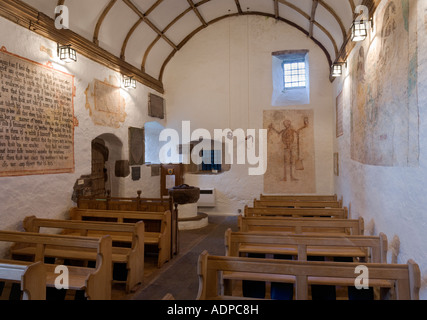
[197,251,421,300]
[23,216,144,247]
[21,217,145,293]
[225,229,387,263]
[238,216,364,235]
[254,199,343,208]
[244,206,348,219]
[78,194,172,213]
[69,208,171,235]
[0,231,112,300]
[0,260,46,300]
[260,194,338,201]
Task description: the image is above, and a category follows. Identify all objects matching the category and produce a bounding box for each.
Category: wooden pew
[78,191,173,212]
[260,194,338,201]
[1,231,112,300]
[197,251,421,300]
[244,206,348,219]
[70,207,171,268]
[21,216,144,293]
[238,216,364,236]
[0,260,46,300]
[77,191,178,256]
[225,229,388,263]
[254,199,343,209]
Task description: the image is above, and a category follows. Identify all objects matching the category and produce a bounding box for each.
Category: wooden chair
[70,207,171,268]
[22,216,145,293]
[2,230,112,300]
[0,260,46,300]
[197,251,421,300]
[238,216,364,236]
[244,206,348,219]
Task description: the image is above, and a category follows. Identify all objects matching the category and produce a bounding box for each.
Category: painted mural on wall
[264,110,315,194]
[85,75,126,128]
[350,0,419,167]
[0,47,75,177]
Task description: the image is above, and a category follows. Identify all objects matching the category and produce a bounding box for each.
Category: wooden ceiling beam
[0,0,164,93]
[234,0,243,14]
[93,0,117,45]
[159,11,334,83]
[122,0,178,50]
[318,0,347,42]
[187,0,207,27]
[309,0,319,38]
[274,0,279,20]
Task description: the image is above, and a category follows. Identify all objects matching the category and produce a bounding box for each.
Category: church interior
[0,0,426,302]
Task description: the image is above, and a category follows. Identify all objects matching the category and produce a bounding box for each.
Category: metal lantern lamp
[331,62,346,77]
[123,75,137,89]
[351,19,373,42]
[57,44,77,63]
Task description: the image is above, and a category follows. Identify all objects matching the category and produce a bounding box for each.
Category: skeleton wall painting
[264,110,316,194]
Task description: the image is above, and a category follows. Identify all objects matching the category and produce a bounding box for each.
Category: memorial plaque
[131,166,141,181]
[129,127,145,166]
[0,47,75,177]
[148,93,165,119]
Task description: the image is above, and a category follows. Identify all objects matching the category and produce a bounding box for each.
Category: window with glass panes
[283,60,307,89]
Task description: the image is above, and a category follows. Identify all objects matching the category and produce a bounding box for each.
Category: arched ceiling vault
[0,0,379,93]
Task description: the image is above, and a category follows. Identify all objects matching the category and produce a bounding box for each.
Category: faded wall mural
[85,76,126,128]
[350,0,419,167]
[264,110,316,194]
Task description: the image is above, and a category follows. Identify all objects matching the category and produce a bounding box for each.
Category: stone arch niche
[95,133,124,197]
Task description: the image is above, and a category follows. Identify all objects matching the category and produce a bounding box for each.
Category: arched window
[144,121,165,164]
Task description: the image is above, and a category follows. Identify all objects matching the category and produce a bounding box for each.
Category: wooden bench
[254,199,343,209]
[78,191,178,256]
[1,231,112,300]
[0,260,46,300]
[260,194,338,201]
[225,229,387,263]
[21,216,145,293]
[197,251,421,300]
[70,207,171,268]
[238,216,364,236]
[78,191,173,212]
[244,206,348,219]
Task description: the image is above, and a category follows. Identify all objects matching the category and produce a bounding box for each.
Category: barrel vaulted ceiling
[4,0,378,93]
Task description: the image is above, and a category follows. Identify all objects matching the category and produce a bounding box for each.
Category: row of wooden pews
[0,192,175,300]
[196,194,421,300]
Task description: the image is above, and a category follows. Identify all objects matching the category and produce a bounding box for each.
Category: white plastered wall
[0,17,163,238]
[333,0,427,299]
[163,15,335,215]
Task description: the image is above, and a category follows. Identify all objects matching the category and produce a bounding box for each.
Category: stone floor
[112,214,238,300]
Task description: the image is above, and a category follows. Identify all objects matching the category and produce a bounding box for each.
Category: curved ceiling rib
[141,5,194,71]
[93,0,118,46]
[158,11,336,82]
[121,18,143,60]
[90,0,350,82]
[318,0,346,41]
[16,0,377,92]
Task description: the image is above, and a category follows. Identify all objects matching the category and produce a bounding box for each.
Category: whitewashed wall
[163,15,335,214]
[333,0,427,299]
[0,17,163,235]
